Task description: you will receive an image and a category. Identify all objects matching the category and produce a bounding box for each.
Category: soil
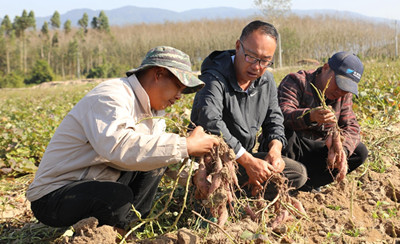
[2,156,399,243]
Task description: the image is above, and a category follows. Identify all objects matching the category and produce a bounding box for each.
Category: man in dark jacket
[191,20,307,197]
[277,51,368,190]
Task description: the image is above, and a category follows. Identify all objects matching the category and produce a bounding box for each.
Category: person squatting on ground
[273,51,369,191]
[26,46,219,232]
[190,20,307,199]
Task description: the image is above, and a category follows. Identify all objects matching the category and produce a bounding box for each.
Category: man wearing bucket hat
[275,51,369,191]
[27,46,219,233]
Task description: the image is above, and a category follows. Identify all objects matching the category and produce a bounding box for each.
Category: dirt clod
[177,228,199,244]
[60,217,118,244]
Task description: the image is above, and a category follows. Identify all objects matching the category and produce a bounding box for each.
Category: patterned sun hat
[126,46,204,94]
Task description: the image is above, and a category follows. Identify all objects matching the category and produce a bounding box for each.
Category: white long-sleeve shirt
[27,75,188,202]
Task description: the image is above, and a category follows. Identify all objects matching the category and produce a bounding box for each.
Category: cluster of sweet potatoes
[192,137,238,226]
[192,137,306,228]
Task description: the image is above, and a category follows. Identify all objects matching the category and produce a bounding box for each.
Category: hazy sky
[1,0,400,21]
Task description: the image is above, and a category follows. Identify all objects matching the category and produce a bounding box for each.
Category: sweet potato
[243,204,257,221]
[217,205,229,227]
[193,156,211,200]
[208,173,222,195]
[271,209,292,229]
[326,127,348,182]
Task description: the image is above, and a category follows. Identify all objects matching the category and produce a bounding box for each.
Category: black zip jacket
[191,50,287,155]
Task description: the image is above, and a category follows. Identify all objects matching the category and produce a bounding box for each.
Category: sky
[1,0,400,21]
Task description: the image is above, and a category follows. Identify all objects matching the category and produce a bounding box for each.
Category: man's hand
[310,106,336,125]
[186,126,219,157]
[266,140,285,173]
[237,151,275,194]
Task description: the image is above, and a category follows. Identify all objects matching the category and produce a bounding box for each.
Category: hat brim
[335,74,358,97]
[126,65,204,94]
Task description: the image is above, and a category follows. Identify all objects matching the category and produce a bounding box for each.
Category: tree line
[0,10,398,88]
[0,10,110,87]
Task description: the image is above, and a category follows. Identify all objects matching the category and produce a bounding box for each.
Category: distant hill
[1,6,397,29]
[33,6,259,28]
[293,9,396,24]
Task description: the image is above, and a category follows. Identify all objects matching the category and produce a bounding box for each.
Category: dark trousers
[237,152,307,199]
[30,167,166,229]
[283,130,368,189]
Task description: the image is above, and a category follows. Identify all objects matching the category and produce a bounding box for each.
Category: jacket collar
[202,50,265,93]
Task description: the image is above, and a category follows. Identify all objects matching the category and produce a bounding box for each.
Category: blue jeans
[30,167,166,229]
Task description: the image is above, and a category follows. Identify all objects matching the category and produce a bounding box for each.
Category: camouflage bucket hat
[126,46,204,94]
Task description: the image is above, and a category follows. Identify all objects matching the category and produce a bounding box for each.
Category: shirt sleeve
[80,93,188,171]
[278,73,314,131]
[260,75,287,148]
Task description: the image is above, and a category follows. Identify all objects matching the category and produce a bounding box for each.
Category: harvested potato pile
[192,136,306,228]
[193,137,238,226]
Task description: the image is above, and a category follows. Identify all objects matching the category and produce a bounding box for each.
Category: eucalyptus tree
[13,10,36,73]
[1,15,14,74]
[64,20,72,35]
[76,13,90,79]
[91,16,98,30]
[78,13,89,34]
[48,11,61,71]
[50,11,61,29]
[98,11,110,33]
[40,21,50,59]
[88,11,111,75]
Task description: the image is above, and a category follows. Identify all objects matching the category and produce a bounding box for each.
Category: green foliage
[86,63,119,78]
[90,11,110,33]
[1,15,13,35]
[345,227,363,237]
[40,21,49,38]
[326,205,341,211]
[78,13,89,33]
[0,83,98,174]
[13,10,35,37]
[0,71,24,88]
[98,11,110,33]
[50,11,60,29]
[51,31,59,47]
[371,200,398,220]
[354,59,400,173]
[91,16,98,29]
[28,10,36,30]
[63,20,72,35]
[355,60,400,123]
[25,59,54,84]
[164,93,195,134]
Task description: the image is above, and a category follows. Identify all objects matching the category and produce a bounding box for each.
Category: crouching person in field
[190,20,307,199]
[272,51,368,191]
[26,46,219,234]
